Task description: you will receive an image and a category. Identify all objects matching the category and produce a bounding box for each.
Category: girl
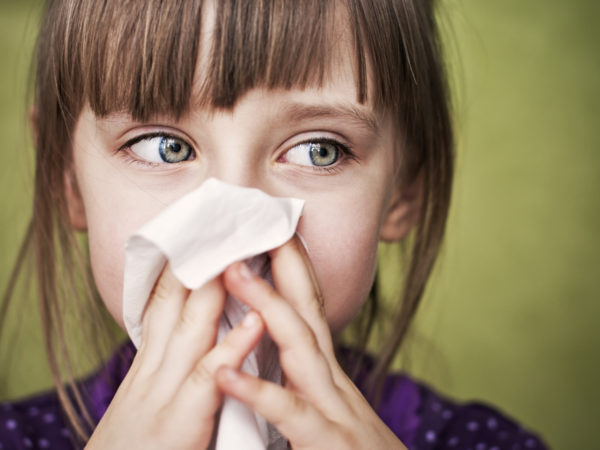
[1,0,546,449]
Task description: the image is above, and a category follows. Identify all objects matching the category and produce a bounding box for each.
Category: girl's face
[68,16,413,334]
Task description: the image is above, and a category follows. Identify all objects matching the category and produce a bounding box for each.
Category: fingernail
[242,310,259,328]
[238,262,253,280]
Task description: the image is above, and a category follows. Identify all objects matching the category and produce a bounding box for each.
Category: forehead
[80,0,369,121]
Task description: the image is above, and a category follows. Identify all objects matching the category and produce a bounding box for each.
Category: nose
[209,148,259,189]
[202,138,283,198]
[202,152,264,200]
[193,108,277,196]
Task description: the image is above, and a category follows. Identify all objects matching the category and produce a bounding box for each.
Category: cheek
[86,203,142,328]
[77,169,192,328]
[85,192,192,327]
[298,194,383,334]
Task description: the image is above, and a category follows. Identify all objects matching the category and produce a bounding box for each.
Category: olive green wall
[1,1,598,449]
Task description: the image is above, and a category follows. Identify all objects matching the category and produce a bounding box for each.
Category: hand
[86,266,265,449]
[218,236,407,449]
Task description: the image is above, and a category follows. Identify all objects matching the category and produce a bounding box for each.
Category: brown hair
[3,0,453,442]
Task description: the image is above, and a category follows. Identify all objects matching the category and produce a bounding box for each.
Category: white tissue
[122,178,304,450]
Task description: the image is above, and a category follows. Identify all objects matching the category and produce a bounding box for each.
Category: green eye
[158,137,192,163]
[128,135,194,164]
[285,141,341,167]
[308,143,338,166]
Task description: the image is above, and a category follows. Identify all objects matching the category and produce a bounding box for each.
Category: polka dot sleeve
[0,395,76,449]
[0,342,135,449]
[408,382,548,450]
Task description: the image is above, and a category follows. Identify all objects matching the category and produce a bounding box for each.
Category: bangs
[50,0,425,121]
[63,0,339,120]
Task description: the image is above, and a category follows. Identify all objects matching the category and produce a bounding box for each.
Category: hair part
[3,0,453,439]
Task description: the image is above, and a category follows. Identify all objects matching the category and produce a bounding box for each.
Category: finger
[202,310,265,373]
[223,263,343,411]
[216,368,341,448]
[171,311,264,421]
[155,276,226,393]
[269,235,336,360]
[137,264,189,372]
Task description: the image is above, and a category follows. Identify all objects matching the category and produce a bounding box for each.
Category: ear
[31,105,88,231]
[64,168,88,231]
[380,174,423,242]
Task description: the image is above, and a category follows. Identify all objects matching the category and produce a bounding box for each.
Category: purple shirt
[0,342,547,449]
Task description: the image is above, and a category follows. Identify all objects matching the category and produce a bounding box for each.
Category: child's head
[28,0,452,426]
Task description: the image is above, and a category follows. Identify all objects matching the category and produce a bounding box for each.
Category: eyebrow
[280,102,380,134]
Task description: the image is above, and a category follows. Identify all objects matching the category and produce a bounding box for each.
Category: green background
[1,1,598,448]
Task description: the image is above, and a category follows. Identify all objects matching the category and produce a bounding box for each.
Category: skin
[66,3,419,448]
[72,85,399,334]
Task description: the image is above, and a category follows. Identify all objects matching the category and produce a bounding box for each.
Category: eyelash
[118,132,180,151]
[117,132,192,167]
[286,137,357,174]
[118,132,356,172]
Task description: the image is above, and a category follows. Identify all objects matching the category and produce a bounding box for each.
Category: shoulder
[380,373,549,450]
[342,350,547,450]
[0,341,134,450]
[0,391,75,449]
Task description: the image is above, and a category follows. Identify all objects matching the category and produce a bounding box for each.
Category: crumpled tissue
[122,178,304,450]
